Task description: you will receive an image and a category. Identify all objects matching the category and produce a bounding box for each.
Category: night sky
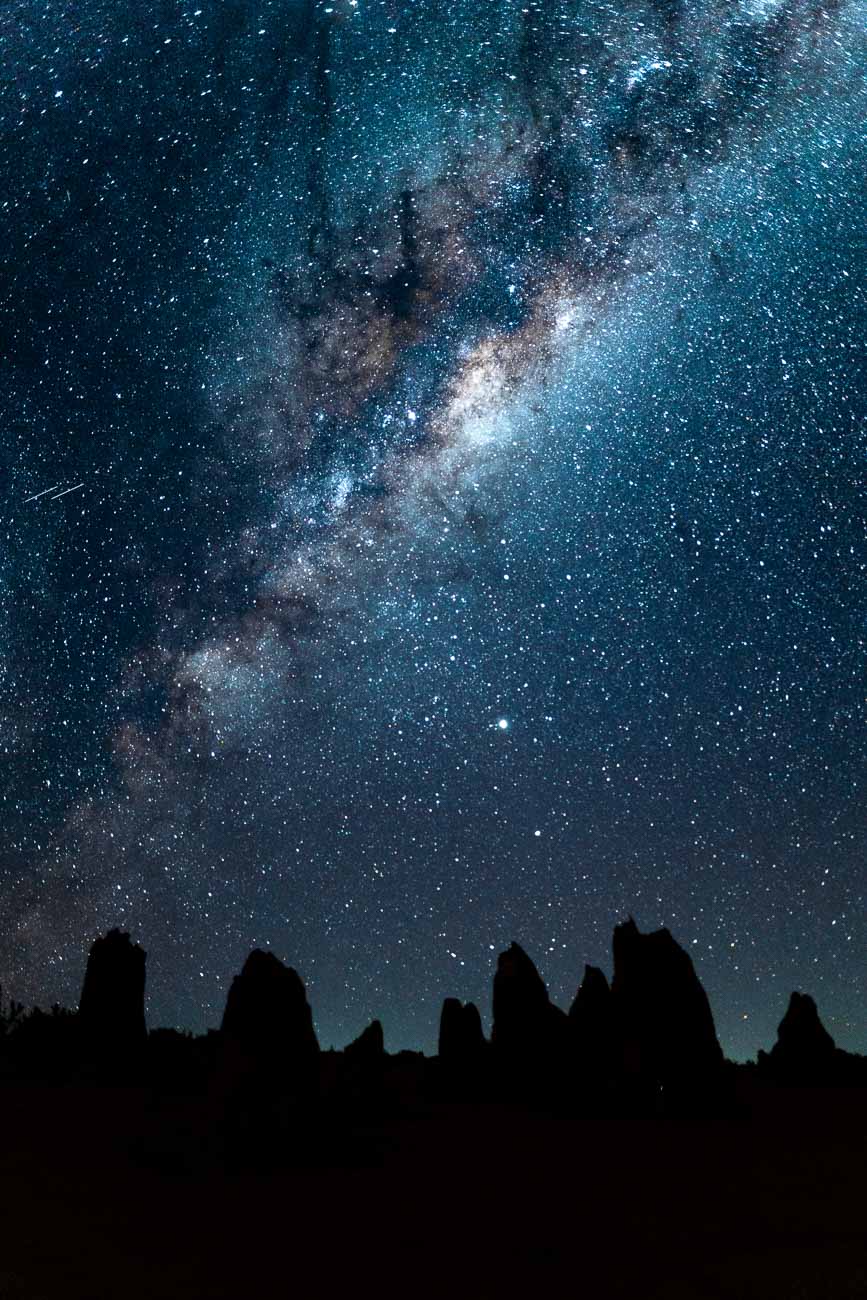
[1,0,864,1058]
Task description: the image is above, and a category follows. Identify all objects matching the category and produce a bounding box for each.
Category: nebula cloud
[1,0,863,1053]
[172,0,845,730]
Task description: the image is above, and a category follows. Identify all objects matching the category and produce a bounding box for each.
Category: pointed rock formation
[568,964,615,1084]
[611,919,723,1095]
[491,943,568,1090]
[568,964,610,1026]
[438,998,485,1064]
[492,942,560,1047]
[345,1019,385,1066]
[78,929,147,1058]
[341,1019,386,1104]
[220,950,319,1093]
[766,992,837,1081]
[214,951,320,1163]
[437,999,488,1098]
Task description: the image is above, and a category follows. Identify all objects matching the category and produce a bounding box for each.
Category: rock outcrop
[438,998,485,1064]
[610,919,723,1097]
[341,1018,386,1104]
[491,943,568,1091]
[220,950,319,1095]
[568,964,615,1085]
[765,992,837,1081]
[78,929,147,1058]
[345,1019,385,1066]
[214,951,320,1163]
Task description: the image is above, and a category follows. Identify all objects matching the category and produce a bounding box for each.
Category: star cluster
[0,0,864,1057]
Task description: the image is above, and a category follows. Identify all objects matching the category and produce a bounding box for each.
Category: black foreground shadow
[0,922,864,1299]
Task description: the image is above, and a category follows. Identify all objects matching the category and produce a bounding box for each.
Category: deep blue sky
[0,0,864,1057]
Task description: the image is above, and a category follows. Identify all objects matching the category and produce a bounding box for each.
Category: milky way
[0,0,864,1055]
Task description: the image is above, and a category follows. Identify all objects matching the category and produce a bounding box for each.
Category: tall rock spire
[78,929,147,1058]
[611,919,723,1096]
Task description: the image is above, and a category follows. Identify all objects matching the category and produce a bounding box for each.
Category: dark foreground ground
[0,1075,864,1299]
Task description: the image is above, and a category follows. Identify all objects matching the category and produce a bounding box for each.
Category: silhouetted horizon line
[3,918,864,1071]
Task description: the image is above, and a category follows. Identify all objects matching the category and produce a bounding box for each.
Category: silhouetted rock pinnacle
[341,1019,386,1104]
[220,950,319,1088]
[345,1019,385,1065]
[439,998,486,1064]
[569,965,610,1024]
[568,964,615,1085]
[78,929,147,1056]
[611,919,723,1095]
[215,951,320,1162]
[491,943,568,1089]
[766,992,836,1080]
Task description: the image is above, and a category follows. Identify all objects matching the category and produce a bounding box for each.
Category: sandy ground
[0,1080,864,1299]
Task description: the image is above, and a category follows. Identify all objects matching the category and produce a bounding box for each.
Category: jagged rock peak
[221,949,319,1061]
[611,918,723,1080]
[492,941,567,1055]
[78,928,147,1045]
[345,1018,385,1062]
[439,998,485,1061]
[494,942,550,1007]
[772,991,836,1062]
[568,964,610,1020]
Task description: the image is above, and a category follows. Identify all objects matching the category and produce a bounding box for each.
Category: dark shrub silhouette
[0,1003,78,1078]
[146,1027,219,1095]
[0,985,25,1039]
